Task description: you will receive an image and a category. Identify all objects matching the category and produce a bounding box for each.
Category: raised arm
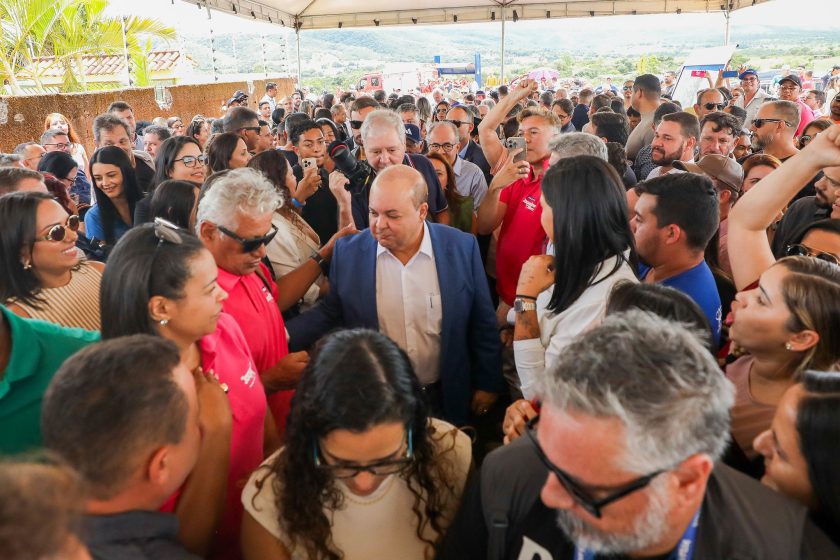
[477,79,539,168]
[728,124,840,289]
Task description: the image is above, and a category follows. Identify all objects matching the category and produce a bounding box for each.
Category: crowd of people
[1,64,840,560]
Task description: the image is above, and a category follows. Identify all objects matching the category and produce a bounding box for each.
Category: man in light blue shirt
[427,121,487,207]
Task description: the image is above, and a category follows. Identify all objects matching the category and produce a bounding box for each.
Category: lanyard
[574,510,700,560]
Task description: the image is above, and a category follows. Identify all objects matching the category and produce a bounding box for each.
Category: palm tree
[0,0,74,94]
[51,0,176,92]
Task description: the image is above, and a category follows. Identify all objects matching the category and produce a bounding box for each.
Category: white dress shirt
[376,222,442,385]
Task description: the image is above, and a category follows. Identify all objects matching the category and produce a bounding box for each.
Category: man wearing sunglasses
[198,168,311,429]
[692,88,727,121]
[348,96,381,159]
[223,106,261,153]
[440,312,838,559]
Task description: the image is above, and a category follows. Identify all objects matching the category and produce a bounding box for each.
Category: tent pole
[723,7,731,46]
[295,22,302,87]
[500,4,507,83]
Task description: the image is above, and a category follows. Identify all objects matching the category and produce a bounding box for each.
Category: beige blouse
[726,355,777,460]
[242,418,472,560]
[8,261,102,331]
[265,210,323,310]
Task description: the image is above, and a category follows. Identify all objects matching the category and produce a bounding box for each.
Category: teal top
[0,305,99,455]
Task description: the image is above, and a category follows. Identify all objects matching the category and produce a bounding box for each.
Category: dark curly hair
[255,329,459,560]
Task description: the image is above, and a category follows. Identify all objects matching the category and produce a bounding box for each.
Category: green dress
[449,196,474,234]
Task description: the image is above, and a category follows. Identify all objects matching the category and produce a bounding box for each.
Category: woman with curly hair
[241,329,472,560]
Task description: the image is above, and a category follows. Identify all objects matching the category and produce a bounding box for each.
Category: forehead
[700,90,724,102]
[301,128,324,140]
[352,106,375,119]
[701,121,732,136]
[446,106,469,119]
[755,105,776,119]
[176,143,202,156]
[539,405,629,476]
[429,125,456,140]
[656,121,682,136]
[635,192,658,216]
[92,162,120,173]
[520,115,550,130]
[369,181,415,209]
[100,126,128,140]
[365,128,402,148]
[36,198,68,224]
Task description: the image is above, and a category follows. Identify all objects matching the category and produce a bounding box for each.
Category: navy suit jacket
[287,224,503,425]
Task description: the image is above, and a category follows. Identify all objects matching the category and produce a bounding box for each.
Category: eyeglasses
[525,417,666,519]
[753,118,791,128]
[43,142,71,150]
[436,107,448,114]
[312,428,414,479]
[741,77,758,83]
[36,215,80,242]
[350,120,364,129]
[785,244,840,266]
[446,119,468,127]
[703,102,727,111]
[778,85,799,92]
[217,224,278,253]
[429,142,457,153]
[238,126,260,133]
[174,154,208,168]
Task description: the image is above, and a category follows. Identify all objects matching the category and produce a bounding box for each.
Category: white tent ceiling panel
[185,0,771,30]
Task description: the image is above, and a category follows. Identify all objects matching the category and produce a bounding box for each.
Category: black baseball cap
[779,75,802,88]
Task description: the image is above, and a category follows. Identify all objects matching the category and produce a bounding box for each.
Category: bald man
[288,166,502,425]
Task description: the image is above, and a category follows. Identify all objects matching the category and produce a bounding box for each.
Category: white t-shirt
[242,418,472,560]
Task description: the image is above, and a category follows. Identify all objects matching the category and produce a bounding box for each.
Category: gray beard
[554,477,672,555]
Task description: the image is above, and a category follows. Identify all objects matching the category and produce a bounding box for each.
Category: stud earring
[785,342,792,350]
[22,261,32,270]
[160,319,169,327]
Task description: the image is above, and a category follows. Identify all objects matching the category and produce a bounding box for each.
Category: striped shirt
[8,261,102,331]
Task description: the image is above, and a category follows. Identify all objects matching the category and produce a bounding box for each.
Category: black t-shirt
[279,148,299,168]
[292,165,338,243]
[135,159,155,194]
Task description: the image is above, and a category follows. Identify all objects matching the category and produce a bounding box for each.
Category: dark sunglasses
[312,427,414,479]
[622,85,634,91]
[174,154,208,168]
[785,244,840,266]
[350,120,364,129]
[446,119,468,127]
[753,118,791,128]
[154,217,185,246]
[218,224,278,253]
[525,417,665,518]
[703,102,726,111]
[37,215,80,242]
[238,126,261,133]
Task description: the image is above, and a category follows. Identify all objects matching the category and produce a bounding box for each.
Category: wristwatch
[513,297,537,313]
[310,251,326,266]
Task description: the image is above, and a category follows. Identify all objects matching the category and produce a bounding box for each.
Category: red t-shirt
[495,162,549,305]
[217,263,294,436]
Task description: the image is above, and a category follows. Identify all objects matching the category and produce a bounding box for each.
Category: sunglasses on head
[37,214,80,242]
[446,119,468,127]
[703,102,726,111]
[785,244,840,266]
[350,120,364,129]
[218,224,278,253]
[239,126,261,133]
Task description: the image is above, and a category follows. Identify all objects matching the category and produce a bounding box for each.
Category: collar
[215,266,245,294]
[452,155,465,175]
[458,142,469,159]
[83,511,180,545]
[376,221,433,261]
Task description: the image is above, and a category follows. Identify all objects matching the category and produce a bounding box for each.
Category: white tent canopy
[184,0,771,80]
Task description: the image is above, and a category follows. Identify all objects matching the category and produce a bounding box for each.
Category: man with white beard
[438,311,839,559]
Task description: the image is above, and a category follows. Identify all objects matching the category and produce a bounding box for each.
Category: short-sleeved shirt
[242,419,472,560]
[452,156,488,208]
[198,312,267,560]
[0,306,99,455]
[495,163,549,306]
[217,263,293,434]
[641,260,722,346]
[293,165,339,243]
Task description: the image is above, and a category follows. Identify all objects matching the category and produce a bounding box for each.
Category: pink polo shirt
[794,98,815,138]
[217,263,294,436]
[161,313,266,560]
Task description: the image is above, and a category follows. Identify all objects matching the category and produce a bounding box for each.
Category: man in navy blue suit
[288,165,503,425]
